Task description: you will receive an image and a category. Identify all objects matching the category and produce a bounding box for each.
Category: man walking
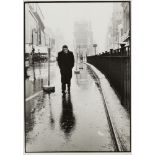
[57,45,75,93]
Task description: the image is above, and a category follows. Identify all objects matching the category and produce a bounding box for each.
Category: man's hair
[62,45,68,49]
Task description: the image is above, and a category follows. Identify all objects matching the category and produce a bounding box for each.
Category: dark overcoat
[57,51,74,84]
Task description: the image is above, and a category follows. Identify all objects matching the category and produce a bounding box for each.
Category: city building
[105,2,130,52]
[25,3,56,64]
[106,3,123,51]
[121,2,130,46]
[74,21,94,61]
[105,21,113,50]
[25,3,47,54]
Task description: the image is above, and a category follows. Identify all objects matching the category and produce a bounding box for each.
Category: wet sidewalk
[86,63,130,151]
[25,63,116,152]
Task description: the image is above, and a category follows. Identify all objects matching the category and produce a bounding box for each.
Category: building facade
[106,3,123,51]
[121,2,130,46]
[105,2,130,52]
[25,3,46,54]
[74,21,94,62]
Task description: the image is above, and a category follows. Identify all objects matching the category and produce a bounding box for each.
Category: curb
[26,90,43,102]
[86,62,130,151]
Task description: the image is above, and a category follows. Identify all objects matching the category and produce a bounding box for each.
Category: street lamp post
[43,47,55,94]
[79,45,84,70]
[74,46,80,74]
[48,49,51,86]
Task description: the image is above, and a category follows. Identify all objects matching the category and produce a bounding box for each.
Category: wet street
[25,62,115,152]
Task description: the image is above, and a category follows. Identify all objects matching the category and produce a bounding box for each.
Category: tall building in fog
[106,3,123,50]
[25,3,55,54]
[121,2,130,46]
[25,3,45,53]
[74,21,94,59]
[105,2,130,51]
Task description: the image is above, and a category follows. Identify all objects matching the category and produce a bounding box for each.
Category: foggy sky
[39,3,114,53]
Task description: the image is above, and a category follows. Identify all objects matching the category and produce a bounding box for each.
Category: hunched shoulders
[58,51,63,55]
[69,51,73,54]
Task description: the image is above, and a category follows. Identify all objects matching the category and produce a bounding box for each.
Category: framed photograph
[24,1,131,154]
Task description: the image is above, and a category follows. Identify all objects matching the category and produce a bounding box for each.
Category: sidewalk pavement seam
[26,90,43,102]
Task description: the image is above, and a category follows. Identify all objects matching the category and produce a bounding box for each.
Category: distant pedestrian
[57,45,75,93]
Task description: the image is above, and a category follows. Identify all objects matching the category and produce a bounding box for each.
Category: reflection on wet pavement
[25,62,56,98]
[25,62,114,152]
[60,93,76,140]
